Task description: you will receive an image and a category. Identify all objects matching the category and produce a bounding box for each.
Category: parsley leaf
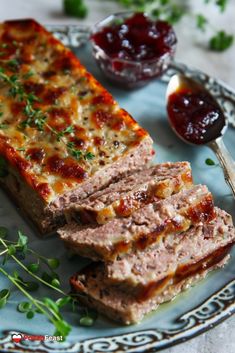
[209,30,234,51]
[216,0,228,12]
[205,158,216,166]
[166,4,185,24]
[196,14,208,31]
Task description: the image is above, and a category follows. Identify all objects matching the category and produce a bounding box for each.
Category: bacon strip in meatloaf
[104,208,235,299]
[58,185,215,261]
[70,245,232,324]
[65,161,193,225]
[0,19,153,234]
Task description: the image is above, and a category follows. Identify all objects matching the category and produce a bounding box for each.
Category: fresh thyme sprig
[0,67,95,162]
[0,234,65,294]
[0,266,72,337]
[0,227,97,336]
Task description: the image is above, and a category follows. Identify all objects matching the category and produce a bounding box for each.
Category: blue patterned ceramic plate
[0,27,235,353]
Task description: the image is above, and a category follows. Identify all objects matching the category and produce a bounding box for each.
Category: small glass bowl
[90,12,177,89]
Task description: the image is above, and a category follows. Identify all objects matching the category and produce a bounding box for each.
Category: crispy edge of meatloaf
[0,164,56,235]
[70,247,231,324]
[58,186,215,261]
[48,135,154,213]
[66,161,193,225]
[0,135,153,234]
[104,208,235,295]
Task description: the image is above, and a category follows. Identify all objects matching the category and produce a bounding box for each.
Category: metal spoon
[166,74,235,197]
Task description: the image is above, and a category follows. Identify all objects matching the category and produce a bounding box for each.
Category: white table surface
[0,1,235,352]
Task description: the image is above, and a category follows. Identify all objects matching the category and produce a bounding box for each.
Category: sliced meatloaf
[65,162,193,225]
[0,19,153,234]
[58,185,215,261]
[70,246,231,324]
[104,208,235,298]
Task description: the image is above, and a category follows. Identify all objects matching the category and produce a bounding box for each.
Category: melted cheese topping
[0,19,149,203]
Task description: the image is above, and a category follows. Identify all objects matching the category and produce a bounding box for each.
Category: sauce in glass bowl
[91,12,177,88]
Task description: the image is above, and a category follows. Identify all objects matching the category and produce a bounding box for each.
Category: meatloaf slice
[66,162,193,225]
[70,246,231,324]
[58,185,215,261]
[0,19,154,234]
[104,208,235,298]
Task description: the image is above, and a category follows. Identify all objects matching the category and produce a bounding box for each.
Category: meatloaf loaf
[65,161,193,225]
[58,185,215,261]
[0,19,153,234]
[70,247,231,324]
[104,208,235,298]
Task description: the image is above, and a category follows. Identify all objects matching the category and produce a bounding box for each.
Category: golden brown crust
[0,19,152,204]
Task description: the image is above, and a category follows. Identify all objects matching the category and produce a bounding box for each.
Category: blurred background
[0,0,234,86]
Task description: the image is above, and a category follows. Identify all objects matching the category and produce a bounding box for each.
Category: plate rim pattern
[0,279,235,353]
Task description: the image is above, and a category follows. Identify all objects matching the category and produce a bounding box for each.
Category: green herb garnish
[209,30,234,51]
[56,126,74,142]
[0,67,95,162]
[64,0,88,19]
[17,147,26,152]
[216,0,228,12]
[205,158,216,166]
[84,152,95,160]
[7,59,19,69]
[0,228,98,336]
[196,14,208,31]
[0,289,10,309]
[79,316,94,327]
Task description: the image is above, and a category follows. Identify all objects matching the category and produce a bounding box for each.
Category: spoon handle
[209,139,235,197]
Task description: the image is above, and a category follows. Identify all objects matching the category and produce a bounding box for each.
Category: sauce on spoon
[166,74,235,197]
[167,83,226,144]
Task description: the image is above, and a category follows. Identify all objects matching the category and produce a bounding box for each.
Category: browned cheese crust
[0,19,153,233]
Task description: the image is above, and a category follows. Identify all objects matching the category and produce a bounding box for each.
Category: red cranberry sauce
[91,13,177,62]
[167,87,226,144]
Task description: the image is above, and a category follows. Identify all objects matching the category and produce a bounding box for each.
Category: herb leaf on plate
[0,227,98,338]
